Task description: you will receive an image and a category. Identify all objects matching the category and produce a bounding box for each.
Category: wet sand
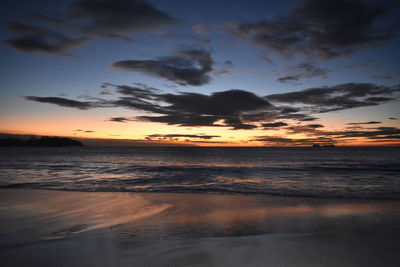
[0,189,399,266]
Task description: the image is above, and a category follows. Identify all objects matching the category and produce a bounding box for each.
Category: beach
[2,0,400,266]
[1,189,399,267]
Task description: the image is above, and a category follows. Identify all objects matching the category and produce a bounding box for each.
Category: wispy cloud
[111,49,214,86]
[5,0,178,55]
[6,23,86,56]
[253,126,400,145]
[24,83,400,134]
[277,62,329,84]
[347,121,382,125]
[266,83,399,113]
[108,117,134,123]
[24,96,94,109]
[146,134,220,140]
[262,122,288,128]
[230,0,396,60]
[65,0,179,39]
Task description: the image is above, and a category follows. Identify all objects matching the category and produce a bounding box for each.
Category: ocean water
[0,147,399,199]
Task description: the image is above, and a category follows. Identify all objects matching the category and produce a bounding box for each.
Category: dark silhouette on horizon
[0,136,84,147]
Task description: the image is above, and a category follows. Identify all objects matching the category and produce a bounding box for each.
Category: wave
[1,147,399,199]
[3,179,400,199]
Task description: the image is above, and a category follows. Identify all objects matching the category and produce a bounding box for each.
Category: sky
[0,0,399,146]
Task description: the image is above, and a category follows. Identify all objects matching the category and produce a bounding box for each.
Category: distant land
[0,136,84,147]
[0,133,398,147]
[0,133,191,147]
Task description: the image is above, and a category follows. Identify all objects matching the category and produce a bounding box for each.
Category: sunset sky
[1,0,399,146]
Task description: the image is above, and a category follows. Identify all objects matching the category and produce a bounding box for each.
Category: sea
[0,146,399,199]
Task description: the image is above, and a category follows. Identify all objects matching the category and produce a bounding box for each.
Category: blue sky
[1,0,399,146]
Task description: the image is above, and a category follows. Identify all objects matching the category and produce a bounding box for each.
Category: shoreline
[1,189,400,266]
[3,187,400,200]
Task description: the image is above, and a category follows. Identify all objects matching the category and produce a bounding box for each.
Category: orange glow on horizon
[1,129,398,147]
[1,112,399,147]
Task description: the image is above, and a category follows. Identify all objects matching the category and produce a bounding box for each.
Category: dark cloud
[139,114,219,127]
[369,135,400,140]
[102,83,159,100]
[223,60,234,67]
[32,0,178,40]
[66,0,178,39]
[111,49,214,86]
[277,63,328,83]
[279,107,301,114]
[213,70,232,77]
[6,0,178,55]
[266,83,400,113]
[307,124,324,128]
[147,134,220,140]
[252,136,335,146]
[300,117,318,122]
[8,23,48,35]
[108,117,134,123]
[365,97,395,102]
[278,113,315,121]
[5,23,86,56]
[32,84,272,130]
[99,90,113,95]
[112,97,167,114]
[389,117,398,120]
[280,106,301,116]
[25,96,94,109]
[97,84,168,114]
[286,124,324,134]
[231,0,395,60]
[277,76,299,83]
[347,121,382,125]
[24,82,399,132]
[132,90,313,129]
[222,117,258,130]
[138,89,272,129]
[317,127,400,140]
[254,126,400,145]
[182,140,229,144]
[286,125,400,143]
[328,127,400,138]
[262,122,288,128]
[73,129,94,133]
[161,90,271,116]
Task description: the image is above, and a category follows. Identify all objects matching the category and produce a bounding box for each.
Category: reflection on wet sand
[1,189,400,267]
[1,189,399,242]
